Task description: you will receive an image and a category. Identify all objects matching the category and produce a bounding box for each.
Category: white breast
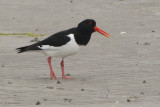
[39,34,79,58]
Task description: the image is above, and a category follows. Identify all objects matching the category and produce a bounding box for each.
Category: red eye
[88,22,92,25]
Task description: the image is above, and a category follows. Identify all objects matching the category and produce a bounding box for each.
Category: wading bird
[17,19,111,79]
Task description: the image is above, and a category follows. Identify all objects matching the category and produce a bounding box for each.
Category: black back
[39,28,76,47]
[17,28,76,53]
[16,19,97,53]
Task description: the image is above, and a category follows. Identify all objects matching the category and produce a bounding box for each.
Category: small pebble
[35,101,40,105]
[57,80,61,84]
[46,86,54,89]
[140,92,144,95]
[66,73,71,76]
[57,87,64,90]
[43,98,47,101]
[1,64,5,67]
[8,82,12,84]
[120,32,127,35]
[63,98,72,102]
[144,42,150,45]
[142,80,146,83]
[30,38,40,42]
[140,24,144,26]
[152,30,155,32]
[63,98,68,102]
[127,99,131,102]
[116,101,119,103]
[81,89,84,91]
[70,0,73,3]
[68,99,72,102]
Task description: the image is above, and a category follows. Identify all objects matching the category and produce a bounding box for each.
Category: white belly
[40,34,79,58]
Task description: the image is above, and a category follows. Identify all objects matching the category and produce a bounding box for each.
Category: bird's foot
[62,76,75,79]
[50,76,58,80]
[50,73,58,80]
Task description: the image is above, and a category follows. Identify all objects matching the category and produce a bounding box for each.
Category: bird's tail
[16,46,29,53]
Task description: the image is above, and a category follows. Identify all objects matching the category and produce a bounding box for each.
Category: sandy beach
[0,0,160,106]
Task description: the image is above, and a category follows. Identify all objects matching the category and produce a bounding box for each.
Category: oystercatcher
[16,19,111,79]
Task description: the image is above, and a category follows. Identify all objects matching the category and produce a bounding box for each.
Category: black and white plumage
[16,19,111,79]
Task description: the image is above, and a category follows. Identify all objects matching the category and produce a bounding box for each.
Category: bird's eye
[88,22,92,25]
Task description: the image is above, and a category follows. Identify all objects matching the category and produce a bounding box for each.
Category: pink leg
[47,57,57,79]
[61,59,74,79]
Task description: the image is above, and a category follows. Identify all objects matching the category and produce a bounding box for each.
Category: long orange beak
[94,26,111,38]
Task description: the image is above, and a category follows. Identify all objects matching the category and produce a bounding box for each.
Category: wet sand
[0,0,160,106]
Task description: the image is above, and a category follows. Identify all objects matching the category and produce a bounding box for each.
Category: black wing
[16,28,76,53]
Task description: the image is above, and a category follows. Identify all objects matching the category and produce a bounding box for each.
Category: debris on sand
[43,98,47,101]
[63,98,72,102]
[57,87,64,90]
[27,33,44,37]
[64,98,68,102]
[142,80,146,83]
[46,86,54,89]
[143,42,150,46]
[66,73,71,76]
[30,38,40,42]
[127,96,138,102]
[116,101,119,103]
[120,32,127,35]
[152,30,155,33]
[35,101,40,105]
[127,99,131,102]
[81,88,84,91]
[8,82,12,84]
[0,32,44,37]
[1,64,5,67]
[70,0,73,3]
[57,80,61,84]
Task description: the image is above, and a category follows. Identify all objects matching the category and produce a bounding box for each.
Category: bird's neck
[74,28,92,46]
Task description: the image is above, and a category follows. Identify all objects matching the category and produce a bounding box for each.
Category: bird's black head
[75,19,111,46]
[77,19,96,34]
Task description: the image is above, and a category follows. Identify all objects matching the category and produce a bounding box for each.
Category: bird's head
[77,19,111,38]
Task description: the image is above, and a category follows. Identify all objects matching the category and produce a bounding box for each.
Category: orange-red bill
[94,26,111,38]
